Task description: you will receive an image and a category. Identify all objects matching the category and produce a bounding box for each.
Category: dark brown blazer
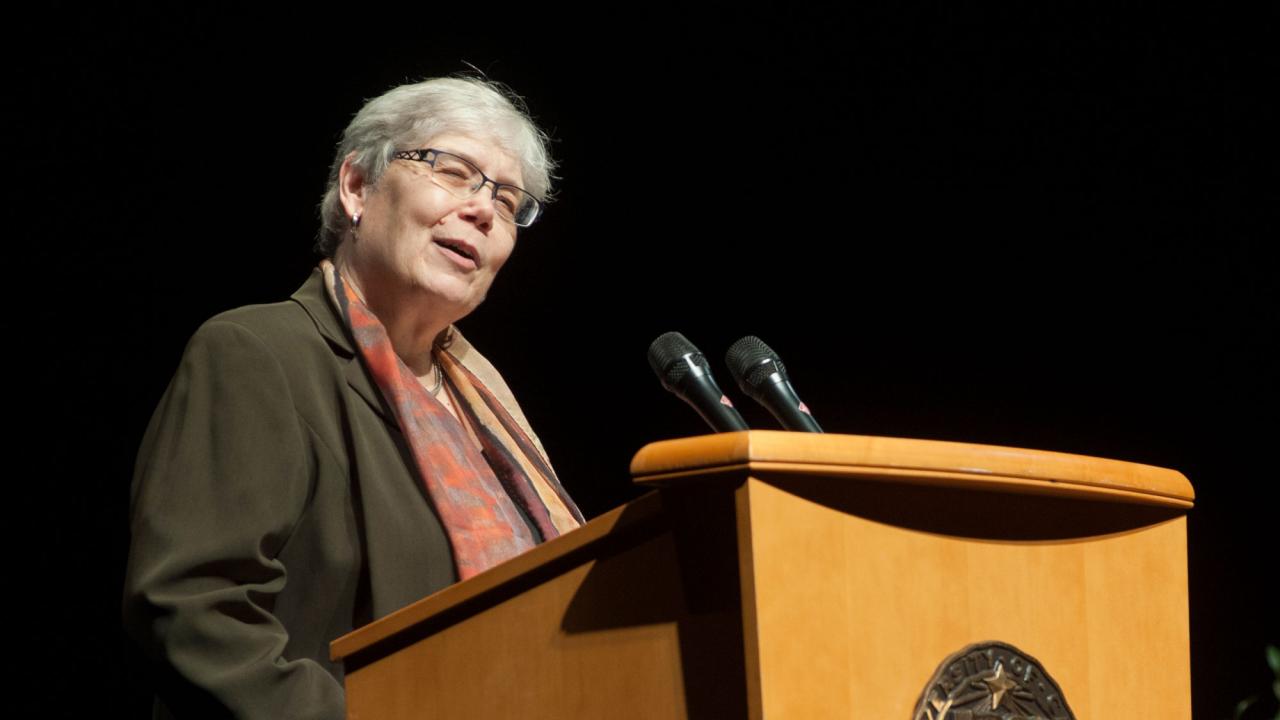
[123,269,551,719]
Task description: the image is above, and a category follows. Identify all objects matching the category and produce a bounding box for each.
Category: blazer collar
[290,267,397,426]
[291,267,353,355]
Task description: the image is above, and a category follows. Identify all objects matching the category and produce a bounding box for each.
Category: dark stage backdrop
[16,6,1274,718]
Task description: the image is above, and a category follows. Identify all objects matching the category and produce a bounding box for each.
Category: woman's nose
[458,183,497,227]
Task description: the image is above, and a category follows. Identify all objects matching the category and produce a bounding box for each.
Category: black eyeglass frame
[392,148,543,228]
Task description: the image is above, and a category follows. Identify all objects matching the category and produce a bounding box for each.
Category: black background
[15,4,1275,717]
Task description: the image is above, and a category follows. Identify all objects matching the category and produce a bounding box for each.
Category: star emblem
[983,663,1018,710]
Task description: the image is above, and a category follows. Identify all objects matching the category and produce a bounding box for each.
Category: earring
[351,213,361,228]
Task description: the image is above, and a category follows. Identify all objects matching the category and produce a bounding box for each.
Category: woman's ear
[337,153,367,221]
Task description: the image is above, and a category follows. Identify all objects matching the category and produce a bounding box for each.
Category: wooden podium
[331,431,1194,719]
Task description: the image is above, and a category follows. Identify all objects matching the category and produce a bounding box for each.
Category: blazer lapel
[290,269,398,427]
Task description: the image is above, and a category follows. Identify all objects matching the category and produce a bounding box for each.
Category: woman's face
[341,132,521,323]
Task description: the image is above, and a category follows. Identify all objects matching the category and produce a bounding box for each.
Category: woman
[123,76,582,720]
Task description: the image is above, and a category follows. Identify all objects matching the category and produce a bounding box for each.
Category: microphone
[647,332,750,433]
[725,336,823,433]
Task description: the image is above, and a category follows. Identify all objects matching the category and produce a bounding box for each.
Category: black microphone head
[648,331,709,389]
[726,335,789,392]
[648,331,751,432]
[726,335,822,433]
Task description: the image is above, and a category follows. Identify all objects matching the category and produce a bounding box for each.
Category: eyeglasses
[392,148,543,227]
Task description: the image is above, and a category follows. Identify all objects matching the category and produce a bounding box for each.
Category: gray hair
[316,76,556,257]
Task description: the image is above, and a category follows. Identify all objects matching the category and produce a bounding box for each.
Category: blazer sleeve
[123,319,345,720]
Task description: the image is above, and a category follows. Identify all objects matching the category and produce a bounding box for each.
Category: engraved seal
[912,641,1075,720]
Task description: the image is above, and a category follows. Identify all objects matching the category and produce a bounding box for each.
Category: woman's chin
[415,279,485,318]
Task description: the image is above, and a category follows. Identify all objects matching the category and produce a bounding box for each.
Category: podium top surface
[630,431,1193,508]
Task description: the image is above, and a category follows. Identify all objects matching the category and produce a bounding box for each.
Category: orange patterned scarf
[321,261,582,580]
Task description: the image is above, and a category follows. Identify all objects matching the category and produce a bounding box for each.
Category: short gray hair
[316,75,556,257]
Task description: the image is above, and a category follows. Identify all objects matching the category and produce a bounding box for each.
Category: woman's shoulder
[208,299,314,337]
[184,270,334,352]
[179,284,342,383]
[192,300,322,358]
[153,276,357,453]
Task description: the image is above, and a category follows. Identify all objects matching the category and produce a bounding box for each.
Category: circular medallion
[912,641,1076,720]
